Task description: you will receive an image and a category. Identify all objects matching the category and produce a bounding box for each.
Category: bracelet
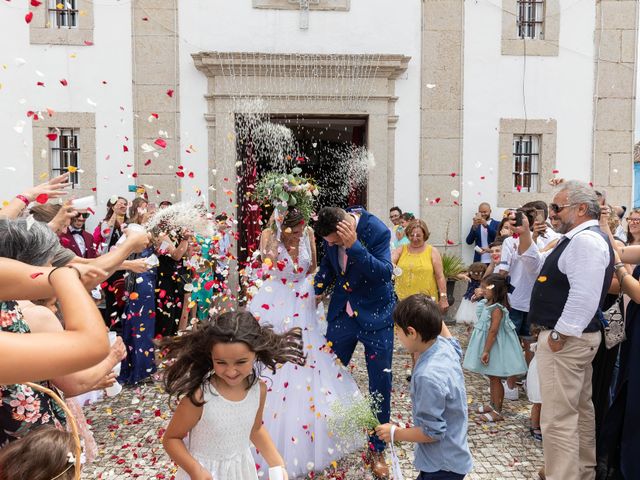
[47,265,82,284]
[618,271,629,284]
[15,194,30,207]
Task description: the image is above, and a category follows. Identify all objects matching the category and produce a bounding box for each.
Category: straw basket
[24,382,82,480]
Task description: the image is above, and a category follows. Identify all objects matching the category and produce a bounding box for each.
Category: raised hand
[126,258,150,274]
[22,172,71,202]
[336,219,357,249]
[123,229,151,253]
[48,201,77,234]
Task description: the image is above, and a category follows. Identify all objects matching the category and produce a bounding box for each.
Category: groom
[314,206,395,478]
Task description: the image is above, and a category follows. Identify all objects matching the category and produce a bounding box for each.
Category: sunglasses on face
[549,203,575,214]
[75,212,90,219]
[627,218,640,224]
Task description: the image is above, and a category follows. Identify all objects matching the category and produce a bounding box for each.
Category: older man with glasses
[516,181,613,480]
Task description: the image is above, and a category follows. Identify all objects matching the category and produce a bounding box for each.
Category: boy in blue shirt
[375,294,473,480]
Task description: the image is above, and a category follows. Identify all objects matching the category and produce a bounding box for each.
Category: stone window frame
[252,0,350,11]
[501,0,559,56]
[32,112,96,199]
[30,0,94,46]
[498,118,557,207]
[512,133,541,193]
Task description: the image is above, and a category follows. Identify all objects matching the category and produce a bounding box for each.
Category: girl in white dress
[161,311,306,480]
[248,208,363,479]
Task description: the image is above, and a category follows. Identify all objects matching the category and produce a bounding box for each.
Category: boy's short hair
[393,294,442,342]
[490,238,505,248]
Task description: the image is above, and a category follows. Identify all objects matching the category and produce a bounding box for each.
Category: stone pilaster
[592,0,638,207]
[131,0,180,203]
[420,0,464,254]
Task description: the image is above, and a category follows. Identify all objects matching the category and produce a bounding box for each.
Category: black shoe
[406,375,412,382]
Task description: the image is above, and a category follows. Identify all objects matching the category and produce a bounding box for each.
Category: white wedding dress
[248,230,362,479]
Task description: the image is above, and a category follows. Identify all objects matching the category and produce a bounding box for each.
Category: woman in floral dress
[0,300,66,447]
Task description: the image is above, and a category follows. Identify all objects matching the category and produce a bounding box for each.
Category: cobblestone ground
[82,324,543,479]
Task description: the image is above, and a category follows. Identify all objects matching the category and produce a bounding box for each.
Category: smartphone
[535,209,545,224]
[514,211,524,227]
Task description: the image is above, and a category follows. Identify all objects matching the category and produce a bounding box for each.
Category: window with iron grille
[50,128,79,187]
[517,0,545,39]
[49,0,78,28]
[513,134,539,192]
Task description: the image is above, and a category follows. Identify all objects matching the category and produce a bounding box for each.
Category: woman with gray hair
[0,218,61,266]
[0,218,126,446]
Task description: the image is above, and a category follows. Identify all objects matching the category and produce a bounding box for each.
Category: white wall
[0,1,133,228]
[462,0,596,260]
[178,0,423,217]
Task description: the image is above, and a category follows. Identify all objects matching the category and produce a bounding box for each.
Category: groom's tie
[341,248,354,317]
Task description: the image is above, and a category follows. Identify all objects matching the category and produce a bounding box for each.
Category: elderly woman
[0,218,124,447]
[392,219,448,312]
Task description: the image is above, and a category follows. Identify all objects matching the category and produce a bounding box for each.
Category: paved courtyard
[82,324,543,479]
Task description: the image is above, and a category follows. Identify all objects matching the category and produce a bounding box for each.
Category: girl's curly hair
[159,311,306,407]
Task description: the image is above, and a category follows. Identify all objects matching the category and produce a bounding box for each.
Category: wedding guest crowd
[2,170,639,480]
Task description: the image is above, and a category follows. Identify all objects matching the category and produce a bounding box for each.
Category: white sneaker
[503,380,519,400]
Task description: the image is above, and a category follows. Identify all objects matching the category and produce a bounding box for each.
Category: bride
[248,205,362,479]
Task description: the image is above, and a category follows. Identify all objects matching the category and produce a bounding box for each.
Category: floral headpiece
[254,168,319,239]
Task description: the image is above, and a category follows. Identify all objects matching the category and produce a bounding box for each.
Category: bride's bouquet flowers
[254,167,319,223]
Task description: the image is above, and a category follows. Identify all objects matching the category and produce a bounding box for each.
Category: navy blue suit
[465,218,500,262]
[314,207,395,452]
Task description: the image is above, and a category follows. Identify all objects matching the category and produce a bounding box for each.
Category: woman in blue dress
[463,273,527,421]
[119,198,158,385]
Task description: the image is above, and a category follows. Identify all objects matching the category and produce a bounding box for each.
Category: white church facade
[0,0,637,261]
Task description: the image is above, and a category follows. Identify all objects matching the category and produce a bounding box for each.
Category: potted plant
[441,252,466,307]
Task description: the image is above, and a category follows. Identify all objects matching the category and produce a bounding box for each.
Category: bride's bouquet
[254,167,319,224]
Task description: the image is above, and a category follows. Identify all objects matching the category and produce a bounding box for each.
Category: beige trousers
[537,329,601,480]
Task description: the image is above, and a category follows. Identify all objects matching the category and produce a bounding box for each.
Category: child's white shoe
[502,380,519,400]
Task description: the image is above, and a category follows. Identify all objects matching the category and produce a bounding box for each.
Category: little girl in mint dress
[463,274,527,421]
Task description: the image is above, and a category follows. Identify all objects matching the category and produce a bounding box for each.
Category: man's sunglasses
[549,203,575,214]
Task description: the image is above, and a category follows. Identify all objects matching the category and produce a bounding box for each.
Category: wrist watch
[550,329,564,342]
[439,293,447,298]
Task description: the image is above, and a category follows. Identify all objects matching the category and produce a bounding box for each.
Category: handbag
[604,294,625,349]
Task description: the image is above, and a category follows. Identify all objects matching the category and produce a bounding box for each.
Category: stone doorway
[235,115,368,265]
[192,51,410,282]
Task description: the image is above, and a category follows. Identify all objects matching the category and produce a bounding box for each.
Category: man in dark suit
[465,202,500,263]
[314,206,395,478]
[59,211,97,259]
